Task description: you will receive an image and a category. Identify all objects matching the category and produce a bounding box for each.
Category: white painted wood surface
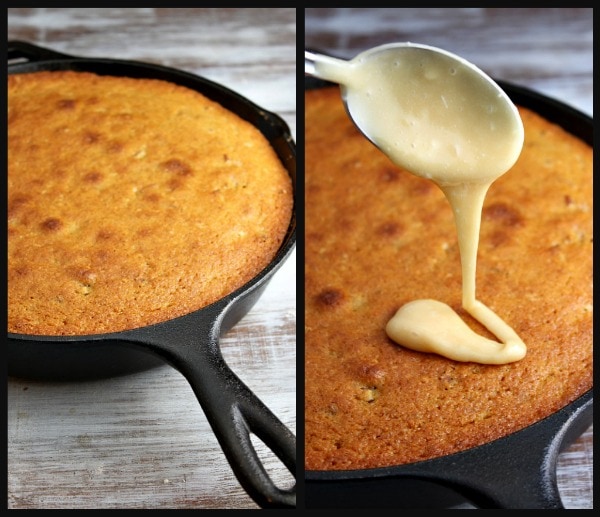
[306,7,592,510]
[8,8,296,510]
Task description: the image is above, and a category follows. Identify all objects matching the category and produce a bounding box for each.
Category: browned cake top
[305,86,592,470]
[8,71,293,335]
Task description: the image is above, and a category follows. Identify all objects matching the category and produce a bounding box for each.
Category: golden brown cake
[305,86,592,470]
[8,70,293,335]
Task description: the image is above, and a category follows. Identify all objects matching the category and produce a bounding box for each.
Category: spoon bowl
[305,43,523,185]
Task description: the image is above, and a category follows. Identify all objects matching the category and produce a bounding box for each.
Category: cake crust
[304,86,592,470]
[8,71,293,335]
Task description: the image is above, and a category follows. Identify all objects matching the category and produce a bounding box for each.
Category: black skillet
[7,41,296,509]
[305,75,593,509]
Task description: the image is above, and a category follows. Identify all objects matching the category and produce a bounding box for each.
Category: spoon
[306,43,527,365]
[305,43,523,186]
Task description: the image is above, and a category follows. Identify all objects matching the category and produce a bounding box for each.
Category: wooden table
[7,8,296,510]
[306,7,592,510]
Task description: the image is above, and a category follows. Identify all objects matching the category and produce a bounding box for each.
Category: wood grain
[306,7,592,510]
[7,7,296,510]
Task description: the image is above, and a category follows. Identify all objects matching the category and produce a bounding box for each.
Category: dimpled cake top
[8,71,293,335]
[304,86,592,470]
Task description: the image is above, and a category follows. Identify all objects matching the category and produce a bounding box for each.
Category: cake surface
[8,70,293,335]
[304,86,592,470]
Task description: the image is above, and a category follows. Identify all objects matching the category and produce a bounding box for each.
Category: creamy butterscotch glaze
[313,43,526,364]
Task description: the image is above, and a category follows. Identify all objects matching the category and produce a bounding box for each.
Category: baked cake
[304,86,592,470]
[8,71,293,335]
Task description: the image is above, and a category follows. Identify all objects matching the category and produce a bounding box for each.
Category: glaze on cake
[304,86,592,470]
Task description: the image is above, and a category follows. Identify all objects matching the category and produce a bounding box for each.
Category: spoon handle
[304,50,319,76]
[304,50,348,84]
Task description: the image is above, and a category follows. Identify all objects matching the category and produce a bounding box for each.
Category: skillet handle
[141,325,296,508]
[8,40,74,63]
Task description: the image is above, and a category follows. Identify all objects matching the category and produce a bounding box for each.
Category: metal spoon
[305,43,523,184]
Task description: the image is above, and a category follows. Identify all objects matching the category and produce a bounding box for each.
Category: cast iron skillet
[305,75,593,509]
[7,41,296,509]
